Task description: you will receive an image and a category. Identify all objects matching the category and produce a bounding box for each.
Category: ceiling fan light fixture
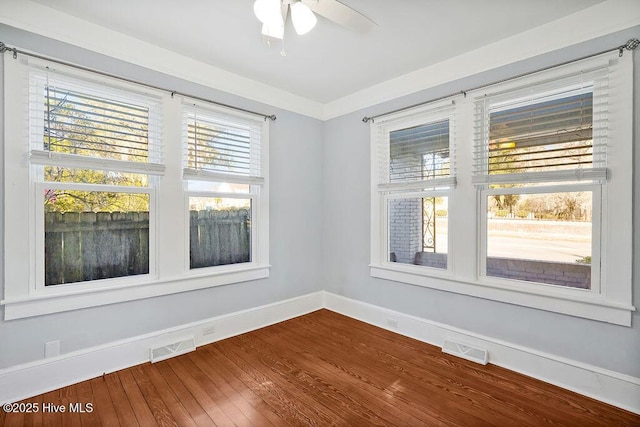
[262,22,284,40]
[254,0,282,25]
[291,1,317,35]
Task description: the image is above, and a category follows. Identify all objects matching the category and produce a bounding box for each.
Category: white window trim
[477,183,603,295]
[381,190,455,276]
[183,191,257,275]
[2,56,270,320]
[371,99,457,276]
[370,51,635,326]
[33,181,159,294]
[181,99,270,275]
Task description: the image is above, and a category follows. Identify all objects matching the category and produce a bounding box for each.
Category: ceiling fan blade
[301,0,375,33]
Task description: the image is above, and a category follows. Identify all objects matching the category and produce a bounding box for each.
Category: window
[370,52,634,325]
[372,101,455,273]
[483,190,594,289]
[3,57,270,319]
[29,68,163,289]
[474,78,606,291]
[182,104,268,272]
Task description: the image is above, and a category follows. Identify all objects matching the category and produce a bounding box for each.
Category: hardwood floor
[3,309,639,426]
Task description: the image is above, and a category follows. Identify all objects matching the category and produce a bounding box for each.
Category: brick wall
[413,252,590,288]
[414,251,448,269]
[486,257,590,289]
[389,153,423,264]
[389,198,423,264]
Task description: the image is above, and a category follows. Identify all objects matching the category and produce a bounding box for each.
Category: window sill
[1,265,271,320]
[370,264,635,326]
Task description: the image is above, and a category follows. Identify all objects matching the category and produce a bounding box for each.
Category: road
[487,236,590,263]
[432,218,590,263]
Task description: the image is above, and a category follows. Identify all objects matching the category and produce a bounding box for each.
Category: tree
[43,86,149,213]
[552,192,587,221]
[492,193,520,215]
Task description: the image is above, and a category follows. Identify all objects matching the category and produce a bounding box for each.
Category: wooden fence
[189,209,250,269]
[44,209,250,286]
[45,212,149,286]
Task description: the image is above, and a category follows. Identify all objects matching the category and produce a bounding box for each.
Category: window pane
[44,190,150,286]
[189,197,251,269]
[186,113,261,176]
[45,166,148,187]
[390,120,450,182]
[44,85,150,162]
[389,197,448,269]
[489,90,593,174]
[486,191,592,288]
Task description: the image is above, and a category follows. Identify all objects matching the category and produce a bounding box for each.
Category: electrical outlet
[45,340,60,358]
[386,318,398,328]
[202,326,216,336]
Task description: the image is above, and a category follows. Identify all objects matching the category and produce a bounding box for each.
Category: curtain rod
[361,38,639,124]
[0,41,277,122]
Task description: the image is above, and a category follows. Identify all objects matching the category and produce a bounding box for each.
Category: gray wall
[1,22,639,382]
[0,24,324,368]
[322,26,640,378]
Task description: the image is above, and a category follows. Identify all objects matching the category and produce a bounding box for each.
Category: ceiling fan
[253,0,375,40]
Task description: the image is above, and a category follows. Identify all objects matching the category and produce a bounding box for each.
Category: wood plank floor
[4,309,639,426]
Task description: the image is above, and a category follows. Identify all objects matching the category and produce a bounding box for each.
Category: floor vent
[442,339,488,365]
[150,337,196,363]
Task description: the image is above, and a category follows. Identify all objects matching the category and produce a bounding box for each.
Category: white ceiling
[28,0,606,104]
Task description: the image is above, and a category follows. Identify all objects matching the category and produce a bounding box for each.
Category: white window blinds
[375,103,456,191]
[182,104,264,186]
[473,64,610,186]
[29,66,164,175]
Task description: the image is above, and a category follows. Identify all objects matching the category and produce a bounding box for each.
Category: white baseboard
[2,289,638,416]
[323,291,640,415]
[0,291,324,405]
